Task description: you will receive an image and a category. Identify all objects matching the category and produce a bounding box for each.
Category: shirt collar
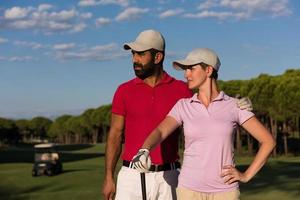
[190,91,229,104]
[133,71,174,85]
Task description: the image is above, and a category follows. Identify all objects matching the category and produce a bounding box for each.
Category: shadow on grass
[60,152,104,162]
[0,144,104,164]
[0,184,49,200]
[55,144,94,152]
[61,168,92,174]
[238,160,300,197]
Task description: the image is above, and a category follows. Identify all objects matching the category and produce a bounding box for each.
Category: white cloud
[198,0,218,10]
[184,10,249,20]
[4,7,32,19]
[71,23,87,33]
[9,20,36,29]
[78,0,130,7]
[53,43,75,51]
[1,6,89,34]
[14,40,44,49]
[196,0,292,20]
[159,8,184,18]
[81,12,93,19]
[96,17,111,27]
[47,21,72,31]
[78,0,97,6]
[0,56,36,62]
[48,9,77,21]
[38,4,53,12]
[0,37,8,44]
[158,0,171,4]
[54,43,126,61]
[115,7,149,21]
[9,56,35,62]
[220,0,292,15]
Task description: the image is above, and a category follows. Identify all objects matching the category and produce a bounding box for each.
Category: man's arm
[102,113,124,200]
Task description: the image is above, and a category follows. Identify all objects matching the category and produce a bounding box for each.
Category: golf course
[1,143,299,200]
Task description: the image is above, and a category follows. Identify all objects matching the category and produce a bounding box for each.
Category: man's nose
[132,53,139,62]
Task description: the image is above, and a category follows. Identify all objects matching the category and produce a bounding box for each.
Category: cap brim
[123,42,152,52]
[172,59,199,71]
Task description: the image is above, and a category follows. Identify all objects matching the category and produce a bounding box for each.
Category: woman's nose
[184,70,190,79]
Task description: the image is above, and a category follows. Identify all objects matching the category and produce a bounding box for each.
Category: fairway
[1,144,299,200]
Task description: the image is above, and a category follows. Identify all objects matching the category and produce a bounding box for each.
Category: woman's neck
[197,79,219,107]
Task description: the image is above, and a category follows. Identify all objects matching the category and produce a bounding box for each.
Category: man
[102,29,252,200]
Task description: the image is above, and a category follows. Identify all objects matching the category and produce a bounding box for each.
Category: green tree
[0,118,19,145]
[65,116,88,144]
[48,115,72,143]
[81,108,99,143]
[273,69,300,155]
[29,117,52,141]
[15,119,31,142]
[97,104,111,142]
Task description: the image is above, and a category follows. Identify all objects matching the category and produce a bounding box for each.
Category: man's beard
[133,60,156,80]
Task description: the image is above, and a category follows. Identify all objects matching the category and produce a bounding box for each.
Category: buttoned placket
[191,99,212,117]
[147,85,156,122]
[191,92,226,117]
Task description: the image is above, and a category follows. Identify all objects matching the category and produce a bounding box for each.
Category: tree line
[0,105,111,145]
[1,69,299,156]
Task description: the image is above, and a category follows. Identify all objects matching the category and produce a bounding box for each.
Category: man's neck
[143,69,164,87]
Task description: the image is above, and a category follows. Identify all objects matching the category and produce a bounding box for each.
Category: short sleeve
[237,108,255,125]
[167,99,184,125]
[111,86,126,116]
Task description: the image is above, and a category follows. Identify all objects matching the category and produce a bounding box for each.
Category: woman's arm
[131,116,180,172]
[142,116,180,151]
[222,116,276,184]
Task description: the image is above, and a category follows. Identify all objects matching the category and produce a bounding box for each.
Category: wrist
[242,171,252,183]
[104,171,114,179]
[139,148,149,152]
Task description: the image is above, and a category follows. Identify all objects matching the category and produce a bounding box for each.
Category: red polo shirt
[112,72,192,164]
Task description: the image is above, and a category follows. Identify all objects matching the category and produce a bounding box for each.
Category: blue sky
[0,0,299,119]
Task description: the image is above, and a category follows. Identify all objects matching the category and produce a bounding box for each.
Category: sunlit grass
[0,144,299,200]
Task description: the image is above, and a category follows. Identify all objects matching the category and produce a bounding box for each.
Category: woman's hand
[221,165,249,184]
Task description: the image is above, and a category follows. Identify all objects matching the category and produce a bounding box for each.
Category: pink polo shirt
[112,72,192,164]
[168,92,254,193]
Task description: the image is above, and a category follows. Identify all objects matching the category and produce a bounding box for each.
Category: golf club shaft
[140,172,146,200]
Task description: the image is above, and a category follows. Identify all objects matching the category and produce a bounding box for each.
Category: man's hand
[102,177,116,200]
[132,149,151,173]
[237,97,253,111]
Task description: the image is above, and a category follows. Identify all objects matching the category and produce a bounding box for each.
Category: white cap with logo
[173,48,221,71]
[124,29,165,52]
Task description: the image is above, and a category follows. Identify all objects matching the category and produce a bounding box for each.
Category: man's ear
[154,52,163,64]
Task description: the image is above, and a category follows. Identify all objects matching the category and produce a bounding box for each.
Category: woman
[132,48,275,200]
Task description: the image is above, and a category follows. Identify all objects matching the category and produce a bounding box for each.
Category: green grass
[1,144,299,200]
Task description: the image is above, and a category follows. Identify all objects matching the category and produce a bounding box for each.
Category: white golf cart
[32,143,63,176]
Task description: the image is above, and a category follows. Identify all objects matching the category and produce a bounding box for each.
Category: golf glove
[237,97,253,111]
[132,149,151,173]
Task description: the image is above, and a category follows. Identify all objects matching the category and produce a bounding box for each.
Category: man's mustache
[133,62,143,68]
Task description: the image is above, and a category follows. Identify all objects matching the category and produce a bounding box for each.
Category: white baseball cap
[173,48,221,71]
[124,29,165,52]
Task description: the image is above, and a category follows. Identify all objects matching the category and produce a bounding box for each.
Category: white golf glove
[237,97,253,111]
[132,149,151,173]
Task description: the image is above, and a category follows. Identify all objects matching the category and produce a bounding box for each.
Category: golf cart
[32,143,63,177]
